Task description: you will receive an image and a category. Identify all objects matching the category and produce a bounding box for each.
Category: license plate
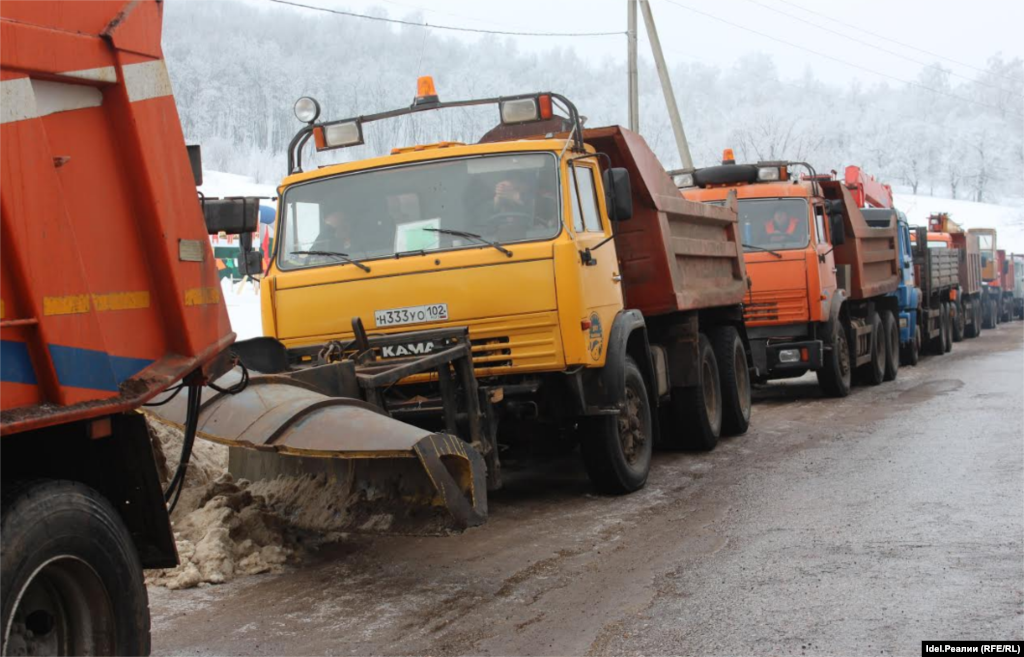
[374,303,448,328]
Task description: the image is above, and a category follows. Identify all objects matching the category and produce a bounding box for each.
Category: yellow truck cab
[261,80,753,494]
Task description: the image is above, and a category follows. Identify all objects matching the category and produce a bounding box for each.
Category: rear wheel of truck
[951,301,964,342]
[964,300,978,338]
[666,333,723,451]
[930,307,947,355]
[712,326,751,437]
[942,302,953,353]
[580,356,653,494]
[906,323,921,366]
[817,319,851,398]
[1,480,150,657]
[856,312,886,386]
[882,311,899,382]
[983,298,996,329]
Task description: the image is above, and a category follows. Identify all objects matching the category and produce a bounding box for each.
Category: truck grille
[744,289,809,325]
[466,312,561,375]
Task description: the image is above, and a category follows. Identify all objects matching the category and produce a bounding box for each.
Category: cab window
[814,204,827,243]
[570,165,603,233]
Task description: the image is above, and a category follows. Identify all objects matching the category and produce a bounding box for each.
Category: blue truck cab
[891,211,920,359]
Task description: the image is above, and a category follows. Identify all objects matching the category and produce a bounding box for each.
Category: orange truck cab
[678,155,900,397]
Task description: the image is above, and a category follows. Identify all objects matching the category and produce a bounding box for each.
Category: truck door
[569,161,623,364]
[813,202,838,317]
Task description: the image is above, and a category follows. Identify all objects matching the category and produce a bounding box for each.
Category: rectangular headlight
[316,120,363,150]
[500,98,540,124]
[757,167,781,181]
[778,348,800,363]
[674,172,695,188]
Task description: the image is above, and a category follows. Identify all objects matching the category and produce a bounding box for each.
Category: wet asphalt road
[150,323,1024,656]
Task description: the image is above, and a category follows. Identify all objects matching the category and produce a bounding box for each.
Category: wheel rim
[837,329,850,381]
[3,557,115,656]
[618,384,645,466]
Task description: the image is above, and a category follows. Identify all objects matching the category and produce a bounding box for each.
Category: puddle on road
[896,379,964,404]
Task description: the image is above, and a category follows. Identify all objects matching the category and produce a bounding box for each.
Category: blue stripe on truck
[0,340,152,392]
[1,340,38,385]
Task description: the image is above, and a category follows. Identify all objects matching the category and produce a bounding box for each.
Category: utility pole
[627,0,639,133]
[638,0,693,170]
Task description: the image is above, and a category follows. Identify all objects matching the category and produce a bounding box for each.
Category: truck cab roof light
[501,97,543,124]
[294,96,321,124]
[413,75,439,107]
[757,166,781,182]
[314,120,364,150]
[674,172,695,188]
[722,148,736,165]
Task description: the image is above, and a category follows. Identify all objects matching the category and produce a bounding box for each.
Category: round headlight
[294,96,321,124]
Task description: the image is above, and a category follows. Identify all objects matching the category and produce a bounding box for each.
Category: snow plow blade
[146,373,487,534]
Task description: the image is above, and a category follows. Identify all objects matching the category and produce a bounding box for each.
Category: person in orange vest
[763,207,806,246]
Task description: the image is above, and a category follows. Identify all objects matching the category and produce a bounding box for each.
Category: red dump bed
[582,127,747,316]
[0,0,233,434]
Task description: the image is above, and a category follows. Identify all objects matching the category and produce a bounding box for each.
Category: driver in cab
[489,176,558,238]
[762,207,807,247]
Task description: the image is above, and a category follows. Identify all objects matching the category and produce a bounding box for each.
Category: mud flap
[145,372,487,534]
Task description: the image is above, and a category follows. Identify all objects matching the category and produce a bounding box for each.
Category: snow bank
[894,193,1024,254]
[198,169,276,199]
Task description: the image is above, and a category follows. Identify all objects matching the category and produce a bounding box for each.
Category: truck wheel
[855,312,886,386]
[964,300,977,338]
[908,324,921,366]
[2,480,150,657]
[667,333,723,451]
[817,319,851,398]
[882,311,899,382]
[951,302,964,342]
[1000,298,1012,323]
[580,356,653,494]
[942,303,953,353]
[982,298,995,329]
[712,326,751,437]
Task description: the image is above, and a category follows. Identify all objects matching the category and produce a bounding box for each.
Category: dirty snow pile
[145,418,364,590]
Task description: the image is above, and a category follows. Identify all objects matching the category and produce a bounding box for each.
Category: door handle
[612,273,623,283]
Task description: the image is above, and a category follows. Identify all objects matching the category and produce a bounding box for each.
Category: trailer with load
[925,213,983,339]
[246,82,756,496]
[678,158,900,397]
[910,226,961,356]
[0,3,487,653]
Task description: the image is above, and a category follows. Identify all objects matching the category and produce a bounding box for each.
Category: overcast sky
[259,0,1024,93]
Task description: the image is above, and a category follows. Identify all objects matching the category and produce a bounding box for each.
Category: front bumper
[750,338,824,378]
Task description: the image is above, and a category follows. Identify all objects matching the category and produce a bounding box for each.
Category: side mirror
[602,167,633,222]
[1003,260,1010,274]
[202,197,260,235]
[829,211,846,246]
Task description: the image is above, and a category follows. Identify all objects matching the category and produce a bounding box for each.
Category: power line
[658,0,1024,120]
[745,0,1018,95]
[773,0,1022,87]
[267,0,625,37]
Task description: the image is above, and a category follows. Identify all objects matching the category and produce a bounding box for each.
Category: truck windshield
[734,198,810,252]
[278,153,560,270]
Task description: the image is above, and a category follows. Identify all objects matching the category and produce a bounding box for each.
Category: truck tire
[964,300,978,339]
[854,312,885,386]
[817,319,851,398]
[2,479,150,657]
[904,323,921,366]
[942,302,953,353]
[928,310,944,355]
[951,301,964,342]
[667,333,723,451]
[1000,297,1012,323]
[882,310,899,381]
[580,356,653,494]
[711,326,751,437]
[983,298,996,329]
[974,299,984,336]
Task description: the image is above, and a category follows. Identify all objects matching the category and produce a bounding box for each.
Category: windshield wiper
[422,228,513,258]
[742,243,783,259]
[290,250,371,272]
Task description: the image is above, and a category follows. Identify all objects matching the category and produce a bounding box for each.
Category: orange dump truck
[923,213,984,340]
[968,228,1014,326]
[678,156,900,397]
[1,2,488,653]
